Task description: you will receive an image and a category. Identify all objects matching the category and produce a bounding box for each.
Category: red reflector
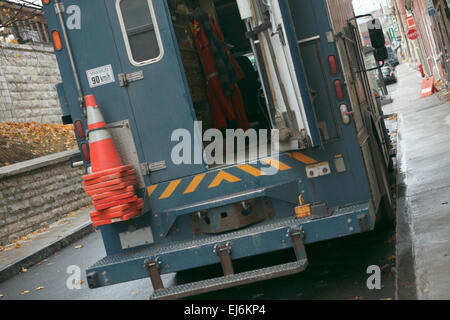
[334,80,345,100]
[74,120,85,140]
[328,55,339,75]
[81,143,90,163]
[43,0,51,4]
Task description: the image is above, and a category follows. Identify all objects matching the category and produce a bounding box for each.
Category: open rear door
[237,0,321,148]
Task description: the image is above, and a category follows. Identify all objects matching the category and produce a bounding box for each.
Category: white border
[116,0,164,67]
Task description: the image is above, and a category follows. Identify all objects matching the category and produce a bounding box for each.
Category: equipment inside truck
[168,0,271,134]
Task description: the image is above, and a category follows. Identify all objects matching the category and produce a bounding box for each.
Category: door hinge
[140,161,167,176]
[275,24,286,46]
[118,71,144,87]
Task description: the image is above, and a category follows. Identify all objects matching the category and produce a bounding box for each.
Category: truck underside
[43,0,394,299]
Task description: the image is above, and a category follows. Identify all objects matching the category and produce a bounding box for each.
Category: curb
[394,114,418,300]
[0,222,94,284]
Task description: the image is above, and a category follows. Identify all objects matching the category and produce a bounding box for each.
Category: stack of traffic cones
[82,94,143,227]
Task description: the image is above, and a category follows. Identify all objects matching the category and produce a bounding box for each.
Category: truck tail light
[80,143,91,163]
[328,55,339,75]
[74,120,86,140]
[334,80,345,100]
[52,31,63,51]
[43,0,51,4]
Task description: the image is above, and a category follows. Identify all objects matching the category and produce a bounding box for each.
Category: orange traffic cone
[85,94,123,172]
[82,94,144,227]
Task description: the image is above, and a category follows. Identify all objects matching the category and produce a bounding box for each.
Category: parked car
[384,60,398,68]
[386,47,400,67]
[381,66,397,84]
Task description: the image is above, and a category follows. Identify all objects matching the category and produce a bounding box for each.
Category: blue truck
[43,0,394,299]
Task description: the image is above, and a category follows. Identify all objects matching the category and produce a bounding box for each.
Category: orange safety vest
[192,17,249,131]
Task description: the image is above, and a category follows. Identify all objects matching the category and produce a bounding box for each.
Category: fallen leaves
[74,280,84,286]
[20,267,28,273]
[31,226,49,236]
[0,246,12,252]
[423,288,431,293]
[35,287,45,291]
[75,245,84,249]
[0,294,4,298]
[20,290,30,295]
[387,114,398,121]
[0,122,77,168]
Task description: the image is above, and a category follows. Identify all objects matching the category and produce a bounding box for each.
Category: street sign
[407,29,419,40]
[406,15,416,30]
[426,0,436,16]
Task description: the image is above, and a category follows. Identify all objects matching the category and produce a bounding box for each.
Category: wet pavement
[383,64,450,300]
[0,223,396,300]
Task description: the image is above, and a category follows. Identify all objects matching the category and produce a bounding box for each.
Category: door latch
[140,161,167,176]
[118,71,144,87]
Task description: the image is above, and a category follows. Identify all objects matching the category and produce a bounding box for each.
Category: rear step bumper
[151,259,308,300]
[149,228,307,300]
[86,202,372,292]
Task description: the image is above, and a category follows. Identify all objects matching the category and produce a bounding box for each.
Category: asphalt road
[0,222,396,300]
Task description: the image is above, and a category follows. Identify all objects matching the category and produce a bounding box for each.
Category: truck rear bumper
[86,201,373,290]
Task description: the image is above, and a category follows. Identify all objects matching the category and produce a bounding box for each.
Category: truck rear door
[104,0,207,184]
[286,0,342,141]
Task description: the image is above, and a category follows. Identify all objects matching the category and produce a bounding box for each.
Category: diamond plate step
[150,259,308,300]
[90,217,299,269]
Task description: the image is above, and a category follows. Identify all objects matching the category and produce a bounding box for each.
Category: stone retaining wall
[0,43,62,124]
[0,150,89,246]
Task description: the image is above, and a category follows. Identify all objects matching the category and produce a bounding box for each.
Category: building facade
[395,0,449,88]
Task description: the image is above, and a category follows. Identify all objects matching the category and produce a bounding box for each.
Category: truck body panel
[43,0,391,296]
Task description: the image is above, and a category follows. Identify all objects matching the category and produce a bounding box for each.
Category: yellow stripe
[208,171,241,188]
[237,164,266,177]
[160,180,182,199]
[288,152,318,165]
[147,185,158,197]
[184,174,206,194]
[261,158,292,171]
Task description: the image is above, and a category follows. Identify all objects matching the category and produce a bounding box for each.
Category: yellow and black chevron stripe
[147,152,318,200]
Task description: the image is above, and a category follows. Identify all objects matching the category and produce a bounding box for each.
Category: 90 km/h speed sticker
[86,64,115,88]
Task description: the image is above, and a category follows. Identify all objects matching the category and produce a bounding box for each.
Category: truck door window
[117,0,163,66]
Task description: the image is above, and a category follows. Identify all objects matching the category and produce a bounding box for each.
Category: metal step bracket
[149,231,309,300]
[289,228,307,261]
[214,242,234,276]
[145,259,164,291]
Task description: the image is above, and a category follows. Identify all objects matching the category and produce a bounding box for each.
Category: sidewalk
[383,65,450,299]
[0,208,93,283]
